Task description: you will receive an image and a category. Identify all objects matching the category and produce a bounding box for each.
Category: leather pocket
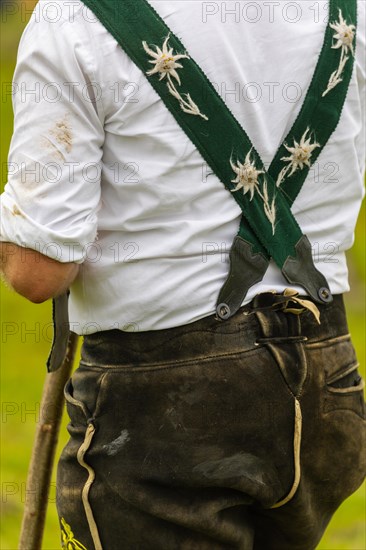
[322,336,365,418]
[327,364,363,390]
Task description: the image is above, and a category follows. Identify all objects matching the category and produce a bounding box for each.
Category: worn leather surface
[57,294,365,549]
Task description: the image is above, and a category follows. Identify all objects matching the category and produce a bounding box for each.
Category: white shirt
[1,0,365,334]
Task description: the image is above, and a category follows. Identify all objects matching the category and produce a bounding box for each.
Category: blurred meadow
[0,1,365,548]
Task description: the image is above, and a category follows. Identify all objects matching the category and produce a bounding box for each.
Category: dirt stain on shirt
[12,205,24,217]
[49,114,73,154]
[40,136,66,162]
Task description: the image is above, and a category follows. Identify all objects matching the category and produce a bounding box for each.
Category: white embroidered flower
[323,9,356,97]
[323,53,349,94]
[167,80,208,120]
[142,35,208,120]
[277,128,320,185]
[142,35,189,85]
[330,9,356,55]
[230,151,276,234]
[230,150,264,200]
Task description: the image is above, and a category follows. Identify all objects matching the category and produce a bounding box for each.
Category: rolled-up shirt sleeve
[0,6,104,263]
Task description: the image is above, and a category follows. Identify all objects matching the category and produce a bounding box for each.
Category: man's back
[1,0,365,333]
[0,2,365,548]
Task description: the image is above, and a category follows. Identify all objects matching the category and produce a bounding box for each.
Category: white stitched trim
[271,399,302,509]
[76,422,103,550]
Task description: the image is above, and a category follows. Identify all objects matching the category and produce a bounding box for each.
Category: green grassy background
[0,2,365,548]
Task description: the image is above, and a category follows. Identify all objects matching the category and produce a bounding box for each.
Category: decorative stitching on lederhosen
[76,422,103,550]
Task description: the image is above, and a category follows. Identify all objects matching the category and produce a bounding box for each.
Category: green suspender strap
[47,0,357,371]
[79,0,356,321]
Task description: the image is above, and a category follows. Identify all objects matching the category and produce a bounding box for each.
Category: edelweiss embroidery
[230,151,276,234]
[230,150,264,199]
[276,128,320,187]
[323,9,356,97]
[61,518,87,550]
[143,35,208,120]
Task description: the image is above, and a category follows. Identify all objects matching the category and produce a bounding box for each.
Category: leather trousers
[56,293,365,549]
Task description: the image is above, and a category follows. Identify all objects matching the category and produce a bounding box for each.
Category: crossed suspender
[48,0,357,370]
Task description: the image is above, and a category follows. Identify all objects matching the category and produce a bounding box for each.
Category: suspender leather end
[282,235,333,305]
[216,236,269,320]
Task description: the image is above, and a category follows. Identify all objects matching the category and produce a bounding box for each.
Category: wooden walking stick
[19,294,78,549]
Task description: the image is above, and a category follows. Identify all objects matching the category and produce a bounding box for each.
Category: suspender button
[216,303,231,320]
[318,287,332,303]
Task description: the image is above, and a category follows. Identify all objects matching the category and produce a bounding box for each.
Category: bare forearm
[0,242,79,303]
